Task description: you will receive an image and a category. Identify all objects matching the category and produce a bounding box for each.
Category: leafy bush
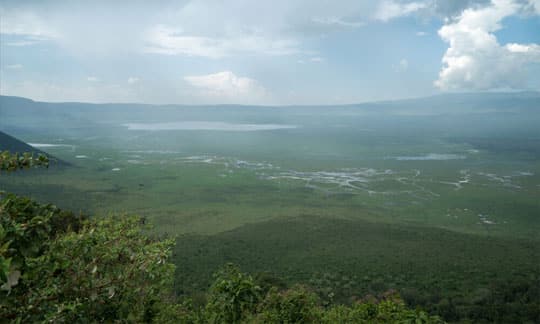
[0,194,176,322]
[0,151,49,173]
[0,193,84,292]
[254,285,320,323]
[204,266,444,324]
[205,263,262,323]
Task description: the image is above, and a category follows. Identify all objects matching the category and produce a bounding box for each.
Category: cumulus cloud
[183,71,267,103]
[430,0,491,18]
[127,77,140,84]
[374,1,428,21]
[435,0,540,91]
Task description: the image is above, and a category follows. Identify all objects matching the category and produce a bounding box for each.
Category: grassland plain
[2,138,538,238]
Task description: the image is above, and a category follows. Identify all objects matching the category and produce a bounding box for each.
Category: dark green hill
[0,131,70,167]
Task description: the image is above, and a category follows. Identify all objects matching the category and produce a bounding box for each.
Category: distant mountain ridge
[1,91,539,108]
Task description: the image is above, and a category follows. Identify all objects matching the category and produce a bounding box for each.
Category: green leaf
[0,269,21,291]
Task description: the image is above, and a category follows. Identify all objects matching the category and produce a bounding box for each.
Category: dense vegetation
[0,152,442,322]
[0,151,50,173]
[0,194,173,322]
[174,216,540,323]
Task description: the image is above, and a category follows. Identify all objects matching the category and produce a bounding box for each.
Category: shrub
[0,194,176,322]
[205,263,262,323]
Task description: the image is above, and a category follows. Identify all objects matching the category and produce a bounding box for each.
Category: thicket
[174,216,540,323]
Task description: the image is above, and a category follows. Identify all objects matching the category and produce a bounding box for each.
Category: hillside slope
[0,131,70,167]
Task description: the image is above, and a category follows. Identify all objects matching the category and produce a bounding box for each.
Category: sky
[0,0,539,105]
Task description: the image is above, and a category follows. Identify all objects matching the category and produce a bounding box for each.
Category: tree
[0,151,49,173]
[0,197,178,322]
[205,263,262,323]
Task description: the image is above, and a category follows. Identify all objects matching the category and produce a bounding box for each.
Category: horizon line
[1,90,539,108]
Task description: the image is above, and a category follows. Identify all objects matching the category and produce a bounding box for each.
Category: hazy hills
[1,91,539,162]
[2,91,539,140]
[1,91,539,110]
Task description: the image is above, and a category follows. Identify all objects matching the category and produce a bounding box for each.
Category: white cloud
[435,0,540,90]
[527,0,540,14]
[0,80,135,103]
[127,77,140,84]
[0,1,453,59]
[183,71,267,103]
[505,43,540,54]
[0,4,153,55]
[311,16,365,28]
[87,76,100,82]
[399,59,409,70]
[6,64,23,69]
[141,1,437,59]
[297,57,324,64]
[144,25,300,59]
[4,40,42,47]
[0,8,59,40]
[374,1,428,21]
[416,31,428,36]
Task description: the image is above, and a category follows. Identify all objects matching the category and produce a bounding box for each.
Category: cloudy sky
[1,0,539,105]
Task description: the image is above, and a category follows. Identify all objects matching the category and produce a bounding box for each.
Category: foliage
[205,263,262,323]
[203,267,444,324]
[25,217,175,322]
[174,216,540,323]
[254,285,320,323]
[0,193,84,291]
[0,193,176,322]
[321,291,444,323]
[0,151,49,173]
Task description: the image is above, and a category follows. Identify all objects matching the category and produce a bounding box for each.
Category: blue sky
[1,0,539,105]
